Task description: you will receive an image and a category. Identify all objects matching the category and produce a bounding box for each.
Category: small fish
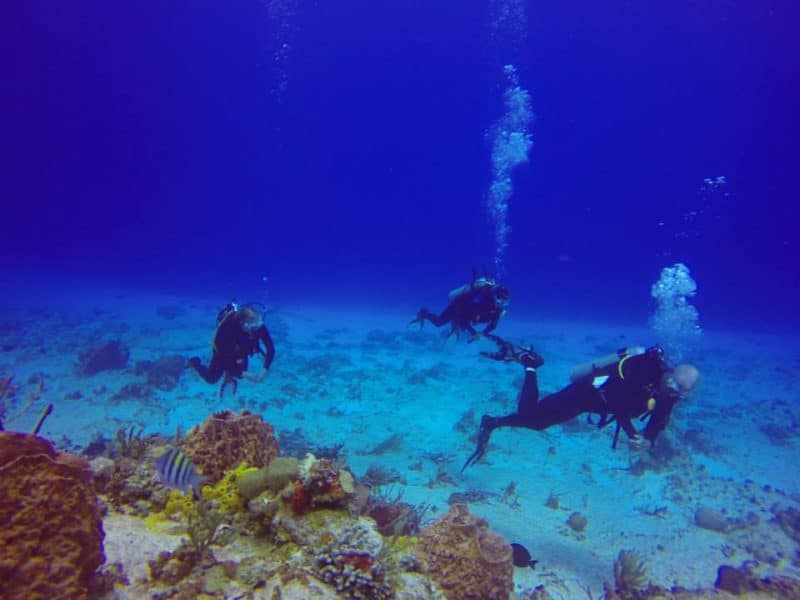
[154,448,206,494]
[510,542,538,570]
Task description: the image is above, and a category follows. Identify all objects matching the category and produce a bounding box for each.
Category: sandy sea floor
[2,284,798,598]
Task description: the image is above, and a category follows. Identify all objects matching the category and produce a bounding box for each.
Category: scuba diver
[411,274,510,341]
[462,335,700,470]
[188,301,275,397]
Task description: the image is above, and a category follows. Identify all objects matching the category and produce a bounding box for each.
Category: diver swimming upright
[411,272,510,341]
[188,301,275,397]
[463,335,700,470]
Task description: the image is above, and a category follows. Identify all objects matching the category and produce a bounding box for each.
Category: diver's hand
[242,372,263,383]
[480,334,517,362]
[409,309,426,328]
[627,435,651,452]
[243,368,267,383]
[480,349,512,362]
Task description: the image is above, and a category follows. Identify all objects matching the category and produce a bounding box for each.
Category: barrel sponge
[416,504,513,599]
[0,431,105,598]
[182,410,279,484]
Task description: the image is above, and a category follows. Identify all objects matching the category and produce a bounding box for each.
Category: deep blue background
[1,1,797,330]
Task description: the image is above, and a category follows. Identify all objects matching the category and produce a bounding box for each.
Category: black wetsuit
[415,283,506,337]
[466,347,679,469]
[190,306,275,396]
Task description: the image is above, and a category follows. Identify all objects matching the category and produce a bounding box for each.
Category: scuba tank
[569,346,646,383]
[448,277,496,302]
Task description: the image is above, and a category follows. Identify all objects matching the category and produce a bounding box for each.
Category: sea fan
[613,549,648,592]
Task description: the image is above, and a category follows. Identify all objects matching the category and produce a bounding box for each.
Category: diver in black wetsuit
[462,336,700,470]
[411,276,510,340]
[188,302,276,397]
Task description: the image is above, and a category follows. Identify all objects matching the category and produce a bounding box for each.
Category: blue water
[3,0,797,331]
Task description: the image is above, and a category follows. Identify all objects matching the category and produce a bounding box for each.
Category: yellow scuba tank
[569,346,646,383]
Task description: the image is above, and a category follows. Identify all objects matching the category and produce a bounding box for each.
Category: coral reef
[286,453,355,513]
[0,375,15,427]
[116,425,147,459]
[276,427,344,460]
[772,505,800,544]
[714,562,800,596]
[362,486,428,537]
[362,464,406,487]
[416,503,513,599]
[309,523,394,598]
[182,410,279,484]
[109,382,153,405]
[133,354,187,390]
[237,456,300,500]
[0,374,46,429]
[271,507,441,600]
[104,441,170,511]
[0,432,105,598]
[612,549,648,594]
[77,340,130,376]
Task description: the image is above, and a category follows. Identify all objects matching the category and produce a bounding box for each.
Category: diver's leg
[220,373,238,397]
[519,385,599,430]
[464,359,542,470]
[189,355,224,384]
[414,305,454,328]
[516,368,541,417]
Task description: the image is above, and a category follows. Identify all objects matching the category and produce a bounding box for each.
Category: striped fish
[154,448,206,494]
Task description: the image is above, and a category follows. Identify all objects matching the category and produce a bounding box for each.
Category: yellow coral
[199,462,253,515]
[164,489,196,518]
[153,463,252,528]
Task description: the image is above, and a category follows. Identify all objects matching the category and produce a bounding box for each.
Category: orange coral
[416,504,513,600]
[182,410,279,484]
[282,457,355,514]
[291,479,310,512]
[0,432,105,599]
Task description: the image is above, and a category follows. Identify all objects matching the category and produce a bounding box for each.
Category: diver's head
[495,285,510,303]
[238,305,264,331]
[664,364,700,397]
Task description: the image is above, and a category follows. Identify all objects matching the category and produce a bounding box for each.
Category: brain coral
[182,410,279,483]
[416,503,513,600]
[0,431,105,599]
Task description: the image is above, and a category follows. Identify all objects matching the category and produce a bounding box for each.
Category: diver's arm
[642,388,679,444]
[482,311,501,335]
[257,326,276,370]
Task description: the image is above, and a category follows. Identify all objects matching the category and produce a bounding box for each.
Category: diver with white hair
[188,301,276,397]
[463,336,700,470]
